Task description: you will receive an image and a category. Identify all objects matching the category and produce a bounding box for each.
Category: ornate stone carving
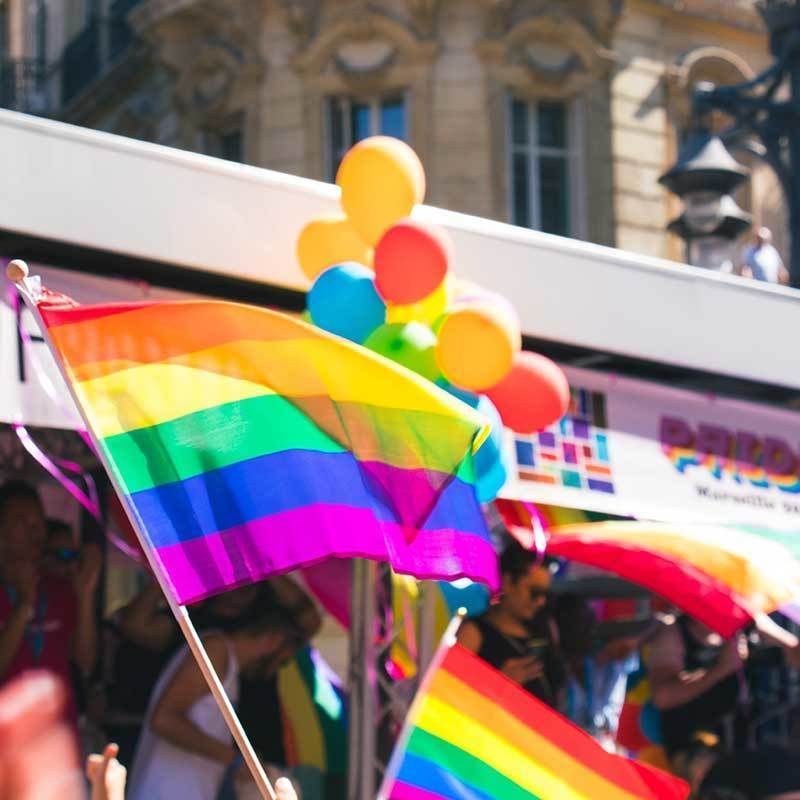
[278,0,321,43]
[130,0,265,124]
[477,2,621,95]
[291,5,437,81]
[404,0,442,37]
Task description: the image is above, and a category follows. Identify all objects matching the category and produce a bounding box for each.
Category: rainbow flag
[379,640,688,800]
[36,294,498,603]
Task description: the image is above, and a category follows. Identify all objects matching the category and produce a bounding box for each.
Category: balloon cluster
[297,136,569,502]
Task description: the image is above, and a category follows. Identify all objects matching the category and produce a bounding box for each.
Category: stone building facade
[0,0,785,265]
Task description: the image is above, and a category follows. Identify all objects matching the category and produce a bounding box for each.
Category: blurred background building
[0,0,786,265]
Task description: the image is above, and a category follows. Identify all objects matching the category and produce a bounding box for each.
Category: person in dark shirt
[458,541,566,708]
[646,616,745,757]
[681,735,800,800]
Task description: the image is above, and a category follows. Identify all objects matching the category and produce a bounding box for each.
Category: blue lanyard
[4,584,48,664]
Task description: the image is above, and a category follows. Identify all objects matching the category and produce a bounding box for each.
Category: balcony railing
[59,0,144,107]
[0,59,49,114]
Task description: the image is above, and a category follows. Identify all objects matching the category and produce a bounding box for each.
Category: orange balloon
[337,137,426,245]
[486,351,569,434]
[296,216,372,281]
[375,219,452,304]
[436,304,521,391]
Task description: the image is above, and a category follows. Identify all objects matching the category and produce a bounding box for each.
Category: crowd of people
[2,478,800,799]
[0,480,316,799]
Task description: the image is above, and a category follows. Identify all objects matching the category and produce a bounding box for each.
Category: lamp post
[660,134,752,270]
[660,0,800,286]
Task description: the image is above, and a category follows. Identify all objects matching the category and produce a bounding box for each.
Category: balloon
[486,351,570,434]
[363,322,440,382]
[308,263,386,343]
[297,215,372,281]
[435,303,521,391]
[437,384,509,502]
[374,219,452,304]
[386,280,450,326]
[475,455,508,503]
[337,136,426,245]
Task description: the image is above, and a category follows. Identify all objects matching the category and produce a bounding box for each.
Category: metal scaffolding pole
[347,559,377,800]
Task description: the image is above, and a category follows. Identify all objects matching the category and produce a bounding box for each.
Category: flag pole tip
[456,606,467,618]
[6,260,29,284]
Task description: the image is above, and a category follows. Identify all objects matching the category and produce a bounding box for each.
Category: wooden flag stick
[6,261,276,800]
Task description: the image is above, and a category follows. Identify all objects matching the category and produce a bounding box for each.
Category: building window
[327,94,407,179]
[23,0,47,62]
[203,119,244,163]
[509,97,584,238]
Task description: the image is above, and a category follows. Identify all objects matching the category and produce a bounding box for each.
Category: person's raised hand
[86,742,126,800]
[500,655,544,685]
[275,776,299,800]
[74,543,102,596]
[0,672,83,800]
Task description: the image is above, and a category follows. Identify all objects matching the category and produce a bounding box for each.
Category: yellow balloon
[435,304,521,391]
[386,279,450,325]
[337,136,426,246]
[296,215,373,281]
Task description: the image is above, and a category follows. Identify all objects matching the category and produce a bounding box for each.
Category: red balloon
[374,219,452,304]
[486,352,569,434]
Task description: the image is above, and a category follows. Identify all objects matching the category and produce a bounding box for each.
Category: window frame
[506,94,586,239]
[325,91,408,181]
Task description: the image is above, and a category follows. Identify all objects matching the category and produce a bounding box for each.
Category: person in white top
[741,227,789,284]
[128,608,289,800]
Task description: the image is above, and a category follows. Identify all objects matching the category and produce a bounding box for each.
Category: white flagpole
[6,261,276,800]
[376,608,466,800]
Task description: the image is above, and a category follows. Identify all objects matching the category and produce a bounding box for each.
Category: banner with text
[505,365,800,531]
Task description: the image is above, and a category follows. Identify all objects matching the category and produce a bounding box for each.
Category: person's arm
[0,564,38,678]
[779,265,791,285]
[456,620,482,653]
[87,742,127,800]
[149,636,237,764]
[648,625,741,711]
[117,577,176,653]
[267,576,322,640]
[72,543,102,677]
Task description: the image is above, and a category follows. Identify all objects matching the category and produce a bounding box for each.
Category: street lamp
[660,133,752,270]
[661,0,800,286]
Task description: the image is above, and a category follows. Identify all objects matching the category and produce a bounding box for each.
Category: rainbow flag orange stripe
[37,295,498,603]
[380,643,688,800]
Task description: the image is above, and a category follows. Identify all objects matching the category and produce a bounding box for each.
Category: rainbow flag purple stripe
[38,295,498,604]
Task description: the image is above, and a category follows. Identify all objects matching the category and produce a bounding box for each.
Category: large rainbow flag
[379,640,689,800]
[36,293,498,603]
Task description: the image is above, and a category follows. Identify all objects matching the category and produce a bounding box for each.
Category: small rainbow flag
[379,638,688,800]
[36,293,498,603]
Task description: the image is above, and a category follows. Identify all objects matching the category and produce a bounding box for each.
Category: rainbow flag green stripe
[38,297,499,604]
[380,644,688,800]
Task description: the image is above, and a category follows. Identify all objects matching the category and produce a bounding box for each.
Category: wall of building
[2,0,784,267]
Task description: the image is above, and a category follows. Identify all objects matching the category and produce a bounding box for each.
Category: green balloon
[364,322,440,382]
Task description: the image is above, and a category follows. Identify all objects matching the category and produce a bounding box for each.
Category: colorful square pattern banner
[515,388,613,494]
[504,365,800,534]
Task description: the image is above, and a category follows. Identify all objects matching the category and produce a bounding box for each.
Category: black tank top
[660,616,740,754]
[473,614,565,707]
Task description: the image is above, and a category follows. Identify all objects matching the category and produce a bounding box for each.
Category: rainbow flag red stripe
[380,643,688,800]
[37,295,498,603]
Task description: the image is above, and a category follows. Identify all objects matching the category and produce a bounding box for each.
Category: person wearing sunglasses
[458,541,566,708]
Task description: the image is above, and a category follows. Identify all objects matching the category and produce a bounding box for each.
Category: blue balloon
[475,455,507,502]
[437,382,511,501]
[438,579,490,617]
[308,262,385,343]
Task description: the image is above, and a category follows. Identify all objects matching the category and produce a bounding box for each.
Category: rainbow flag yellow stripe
[38,297,498,604]
[380,644,688,800]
